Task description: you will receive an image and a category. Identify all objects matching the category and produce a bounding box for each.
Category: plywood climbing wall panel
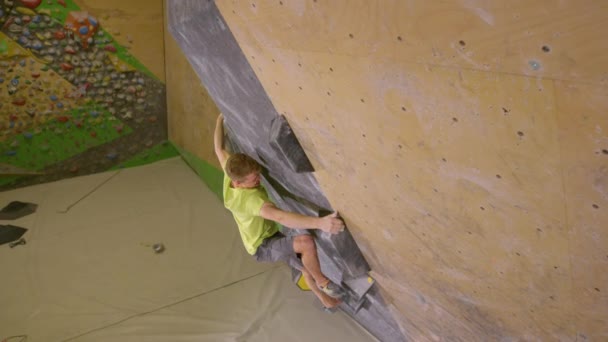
[215,0,607,340]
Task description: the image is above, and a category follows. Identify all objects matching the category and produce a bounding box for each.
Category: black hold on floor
[0,225,27,246]
[0,201,37,220]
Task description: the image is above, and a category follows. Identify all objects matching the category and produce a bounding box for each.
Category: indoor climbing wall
[0,0,175,190]
[207,1,607,340]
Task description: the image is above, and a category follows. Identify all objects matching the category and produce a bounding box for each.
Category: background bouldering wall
[0,0,176,190]
[169,0,608,340]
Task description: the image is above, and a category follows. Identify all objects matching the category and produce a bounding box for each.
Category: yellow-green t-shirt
[223,171,279,255]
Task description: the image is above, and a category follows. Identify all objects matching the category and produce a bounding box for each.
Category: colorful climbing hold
[89,16,98,27]
[12,98,26,106]
[54,30,66,40]
[21,0,42,9]
[56,116,69,123]
[16,7,37,16]
[60,63,74,71]
[104,45,117,53]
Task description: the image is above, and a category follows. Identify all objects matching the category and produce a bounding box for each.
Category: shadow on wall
[0,0,175,191]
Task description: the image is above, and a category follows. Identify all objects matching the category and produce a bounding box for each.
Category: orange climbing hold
[12,98,26,106]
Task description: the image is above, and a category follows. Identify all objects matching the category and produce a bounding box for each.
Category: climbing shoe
[319,281,346,299]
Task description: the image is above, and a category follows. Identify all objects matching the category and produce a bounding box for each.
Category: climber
[214,113,345,309]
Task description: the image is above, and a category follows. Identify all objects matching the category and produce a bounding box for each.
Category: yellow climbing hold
[16,7,37,16]
[110,55,135,73]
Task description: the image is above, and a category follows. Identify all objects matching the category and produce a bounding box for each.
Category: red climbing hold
[90,131,97,138]
[12,98,26,106]
[31,72,40,78]
[21,0,42,9]
[104,45,117,53]
[57,0,66,7]
[56,116,69,123]
[54,30,66,40]
[60,63,74,71]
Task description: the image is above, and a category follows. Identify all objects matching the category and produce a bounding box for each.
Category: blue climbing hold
[50,94,58,101]
[11,78,19,86]
[89,16,98,27]
[23,132,34,139]
[89,111,99,118]
[79,26,89,35]
[5,151,17,156]
[56,102,64,109]
[32,15,41,23]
